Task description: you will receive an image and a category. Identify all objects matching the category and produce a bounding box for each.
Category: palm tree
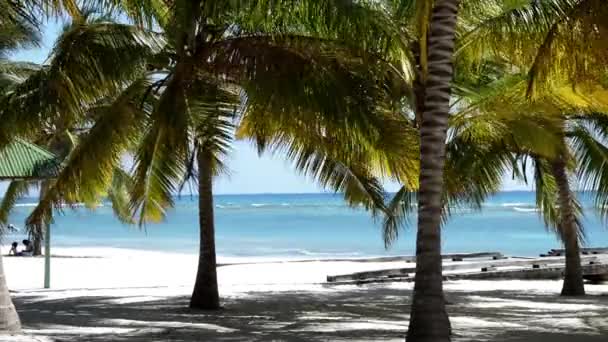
[0,2,162,332]
[458,73,608,297]
[135,1,413,310]
[0,7,163,246]
[399,0,461,340]
[458,0,608,296]
[370,1,516,339]
[23,0,415,311]
[0,0,46,332]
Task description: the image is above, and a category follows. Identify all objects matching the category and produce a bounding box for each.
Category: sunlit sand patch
[292,319,405,332]
[103,319,238,333]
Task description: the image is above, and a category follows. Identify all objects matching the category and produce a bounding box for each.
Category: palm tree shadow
[12,283,608,341]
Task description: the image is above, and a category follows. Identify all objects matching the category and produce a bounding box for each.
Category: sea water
[4,191,608,258]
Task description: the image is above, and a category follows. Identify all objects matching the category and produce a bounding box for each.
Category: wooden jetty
[444,263,608,281]
[541,247,608,257]
[219,251,503,267]
[326,255,608,286]
[326,252,505,282]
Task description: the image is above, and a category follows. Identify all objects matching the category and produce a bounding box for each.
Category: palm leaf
[130,77,190,225]
[529,156,580,240]
[0,181,32,232]
[569,119,608,221]
[25,77,152,231]
[107,167,136,224]
[0,19,164,148]
[382,185,416,247]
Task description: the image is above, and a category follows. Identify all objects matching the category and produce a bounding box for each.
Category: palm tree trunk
[190,148,220,310]
[32,235,42,256]
[0,254,21,332]
[550,159,585,296]
[407,1,460,341]
[32,182,50,256]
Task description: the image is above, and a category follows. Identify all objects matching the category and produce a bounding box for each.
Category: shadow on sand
[12,283,608,342]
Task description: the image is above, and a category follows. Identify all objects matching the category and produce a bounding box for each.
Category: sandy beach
[0,247,606,341]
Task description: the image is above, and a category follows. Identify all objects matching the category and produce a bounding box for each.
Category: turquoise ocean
[4,191,608,258]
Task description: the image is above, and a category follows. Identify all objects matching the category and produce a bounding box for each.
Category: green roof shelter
[0,138,59,288]
[0,139,59,180]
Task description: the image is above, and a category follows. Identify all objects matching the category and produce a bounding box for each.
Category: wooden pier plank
[326,256,598,283]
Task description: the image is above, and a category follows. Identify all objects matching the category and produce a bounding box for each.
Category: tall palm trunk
[550,158,585,296]
[32,234,42,256]
[32,182,50,256]
[190,148,220,310]
[407,0,460,341]
[0,254,21,332]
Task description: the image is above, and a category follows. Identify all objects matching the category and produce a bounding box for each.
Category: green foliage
[459,0,608,97]
[108,167,136,224]
[24,77,152,233]
[0,15,164,148]
[126,1,414,228]
[569,114,608,221]
[0,181,32,231]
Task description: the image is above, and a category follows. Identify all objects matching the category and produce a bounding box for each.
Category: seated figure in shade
[8,242,19,256]
[20,239,34,256]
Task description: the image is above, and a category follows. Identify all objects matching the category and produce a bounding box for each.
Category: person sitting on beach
[8,242,19,256]
[21,239,33,256]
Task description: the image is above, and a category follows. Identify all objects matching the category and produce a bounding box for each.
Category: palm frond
[458,0,608,96]
[0,181,32,229]
[0,19,164,148]
[0,0,41,54]
[0,60,41,92]
[25,77,152,231]
[569,119,608,221]
[130,77,189,225]
[221,34,418,185]
[107,167,136,224]
[382,185,416,247]
[232,0,406,57]
[273,134,389,214]
[531,156,562,234]
[189,80,240,178]
[444,132,511,211]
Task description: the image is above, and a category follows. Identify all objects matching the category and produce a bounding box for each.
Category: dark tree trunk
[0,254,21,332]
[32,235,42,256]
[189,148,220,310]
[412,41,426,128]
[32,182,50,256]
[550,159,585,296]
[407,0,460,341]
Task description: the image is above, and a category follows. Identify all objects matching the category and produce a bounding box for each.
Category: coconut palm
[373,0,465,339]
[369,1,510,339]
[135,1,414,310]
[0,6,163,250]
[397,0,463,339]
[0,0,46,332]
[382,67,564,342]
[457,71,608,297]
[0,2,162,332]
[458,0,608,297]
[22,0,417,311]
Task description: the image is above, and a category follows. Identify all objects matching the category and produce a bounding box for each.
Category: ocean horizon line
[14,189,540,201]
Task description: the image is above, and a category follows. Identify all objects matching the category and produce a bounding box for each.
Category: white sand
[2,247,608,341]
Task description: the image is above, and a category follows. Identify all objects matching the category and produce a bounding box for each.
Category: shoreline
[0,243,559,261]
[3,246,607,290]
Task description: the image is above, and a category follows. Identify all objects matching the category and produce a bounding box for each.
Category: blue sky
[1,20,531,195]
